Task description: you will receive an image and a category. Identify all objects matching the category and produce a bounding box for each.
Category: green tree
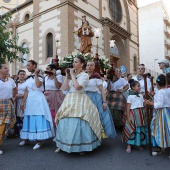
[0,13,29,63]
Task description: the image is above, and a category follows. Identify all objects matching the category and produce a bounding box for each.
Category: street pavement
[0,132,169,170]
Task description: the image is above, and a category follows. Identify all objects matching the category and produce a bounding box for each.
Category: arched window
[46,33,53,58]
[134,56,137,72]
[24,14,30,22]
[22,43,27,67]
[109,0,122,23]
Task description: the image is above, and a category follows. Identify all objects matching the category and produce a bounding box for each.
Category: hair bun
[128,79,134,84]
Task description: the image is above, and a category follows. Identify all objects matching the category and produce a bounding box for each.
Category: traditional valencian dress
[0,78,16,144]
[151,89,170,148]
[44,75,65,126]
[54,72,102,153]
[16,81,27,131]
[20,75,54,141]
[107,78,128,128]
[122,91,148,146]
[85,72,116,138]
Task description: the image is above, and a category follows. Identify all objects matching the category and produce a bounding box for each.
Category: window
[22,43,27,67]
[46,33,53,58]
[25,14,30,22]
[109,0,122,23]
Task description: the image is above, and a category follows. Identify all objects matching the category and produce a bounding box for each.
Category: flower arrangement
[59,52,93,68]
[59,52,111,70]
[99,55,111,69]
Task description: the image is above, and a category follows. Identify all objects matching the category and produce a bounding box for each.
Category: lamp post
[154,58,158,74]
[94,28,101,67]
[94,28,101,55]
[109,40,115,64]
[52,33,61,68]
[110,40,115,49]
[56,33,61,55]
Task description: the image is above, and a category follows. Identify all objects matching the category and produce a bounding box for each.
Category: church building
[1,0,139,75]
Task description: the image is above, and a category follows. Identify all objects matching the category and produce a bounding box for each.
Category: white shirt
[133,76,151,93]
[0,78,16,99]
[69,72,89,93]
[26,76,44,92]
[103,81,108,90]
[110,78,128,91]
[45,75,63,90]
[17,82,27,95]
[127,94,144,109]
[154,89,170,109]
[85,78,102,92]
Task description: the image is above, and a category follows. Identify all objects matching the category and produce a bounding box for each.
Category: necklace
[136,75,143,81]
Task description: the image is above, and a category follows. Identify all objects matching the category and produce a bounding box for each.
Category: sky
[138,0,170,16]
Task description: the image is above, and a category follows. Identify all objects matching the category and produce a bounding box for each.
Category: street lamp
[94,28,101,67]
[154,59,158,77]
[110,40,115,48]
[56,33,61,55]
[52,33,61,68]
[154,59,158,72]
[94,28,101,55]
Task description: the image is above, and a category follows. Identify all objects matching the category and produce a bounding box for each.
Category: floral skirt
[54,118,101,153]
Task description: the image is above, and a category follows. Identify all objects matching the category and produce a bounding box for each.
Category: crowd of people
[0,57,170,159]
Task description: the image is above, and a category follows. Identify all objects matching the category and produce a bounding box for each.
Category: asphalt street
[0,132,169,170]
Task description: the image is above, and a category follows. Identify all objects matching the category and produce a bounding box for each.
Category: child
[146,74,170,156]
[122,79,148,154]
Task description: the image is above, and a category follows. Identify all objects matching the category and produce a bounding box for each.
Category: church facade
[2,0,139,75]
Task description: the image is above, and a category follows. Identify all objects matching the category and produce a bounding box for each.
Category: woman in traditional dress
[54,56,102,154]
[19,60,54,150]
[0,63,16,155]
[122,79,148,153]
[107,68,129,129]
[146,74,170,156]
[44,64,65,126]
[85,61,116,139]
[14,70,27,134]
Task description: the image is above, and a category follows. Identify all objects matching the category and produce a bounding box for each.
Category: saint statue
[77,16,94,54]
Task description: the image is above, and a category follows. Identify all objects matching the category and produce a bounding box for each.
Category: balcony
[164,29,170,37]
[164,17,170,26]
[165,40,170,49]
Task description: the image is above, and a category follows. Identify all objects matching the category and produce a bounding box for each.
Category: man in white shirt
[133,64,151,94]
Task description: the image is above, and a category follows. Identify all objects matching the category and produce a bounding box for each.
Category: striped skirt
[55,92,102,141]
[0,99,16,140]
[44,90,65,113]
[86,91,116,138]
[151,108,170,148]
[122,108,148,145]
[16,98,24,117]
[54,92,102,152]
[55,118,101,153]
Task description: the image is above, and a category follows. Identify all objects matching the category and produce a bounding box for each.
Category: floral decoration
[59,52,111,70]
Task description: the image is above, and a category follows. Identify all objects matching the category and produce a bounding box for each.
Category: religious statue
[77,16,94,54]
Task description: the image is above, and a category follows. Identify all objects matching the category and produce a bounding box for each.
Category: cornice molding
[100,17,131,39]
